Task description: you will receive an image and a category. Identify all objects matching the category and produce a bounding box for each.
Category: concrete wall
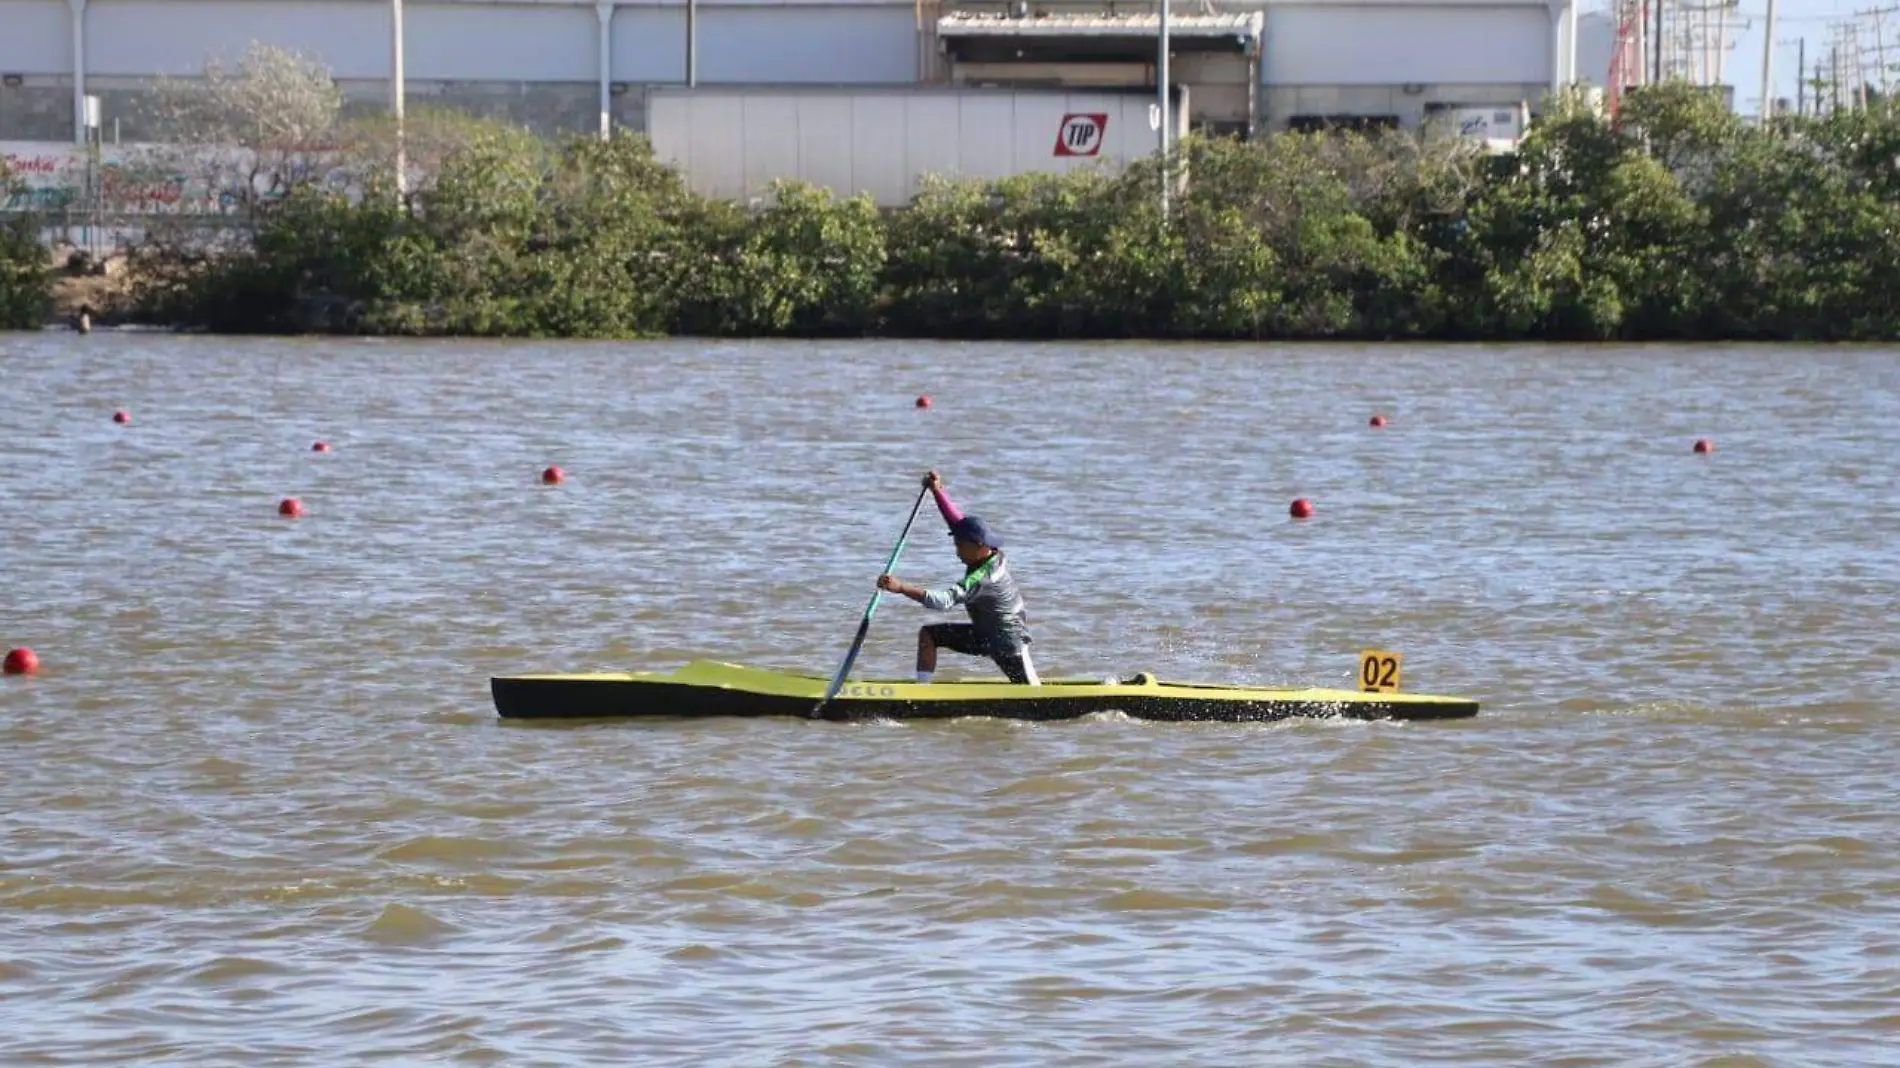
[0,0,1582,143]
[0,0,70,75]
[1262,4,1554,86]
[1257,1,1562,128]
[1575,10,1617,88]
[0,0,920,141]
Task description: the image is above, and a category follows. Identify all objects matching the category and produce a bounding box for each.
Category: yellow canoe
[491,660,1479,723]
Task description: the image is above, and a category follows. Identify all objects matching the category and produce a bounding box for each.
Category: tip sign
[1054,113,1109,157]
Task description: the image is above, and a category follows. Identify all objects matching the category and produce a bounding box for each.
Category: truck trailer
[644,86,1189,209]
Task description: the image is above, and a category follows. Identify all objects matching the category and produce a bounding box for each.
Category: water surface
[2,335,1896,1065]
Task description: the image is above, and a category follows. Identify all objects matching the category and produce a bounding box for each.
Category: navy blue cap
[948,515,1002,549]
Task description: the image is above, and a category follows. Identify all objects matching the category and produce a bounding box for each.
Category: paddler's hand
[877,574,902,593]
[922,471,943,491]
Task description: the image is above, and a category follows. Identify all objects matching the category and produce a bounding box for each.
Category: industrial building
[3,0,1602,144]
[2,0,1640,212]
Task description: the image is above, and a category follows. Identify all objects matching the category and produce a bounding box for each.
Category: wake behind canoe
[490,660,1479,723]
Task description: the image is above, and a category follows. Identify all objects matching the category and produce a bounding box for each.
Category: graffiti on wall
[2,141,356,215]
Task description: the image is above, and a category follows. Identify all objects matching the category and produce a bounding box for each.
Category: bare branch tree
[136,42,348,219]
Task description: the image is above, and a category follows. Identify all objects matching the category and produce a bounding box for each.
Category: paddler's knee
[1002,649,1040,686]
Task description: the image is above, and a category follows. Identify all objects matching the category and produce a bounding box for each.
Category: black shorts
[924,624,1034,684]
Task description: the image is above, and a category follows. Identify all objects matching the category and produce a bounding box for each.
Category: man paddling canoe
[877,471,1040,686]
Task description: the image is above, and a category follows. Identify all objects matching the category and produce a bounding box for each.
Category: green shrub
[124,87,1900,341]
[0,161,51,331]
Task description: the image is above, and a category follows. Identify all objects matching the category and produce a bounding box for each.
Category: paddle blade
[811,483,931,719]
[814,612,876,715]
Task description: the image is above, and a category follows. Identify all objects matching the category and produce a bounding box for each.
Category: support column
[1158,0,1170,215]
[1564,0,1578,87]
[597,1,614,139]
[391,0,406,193]
[686,0,698,86]
[68,0,87,144]
[1549,1,1564,97]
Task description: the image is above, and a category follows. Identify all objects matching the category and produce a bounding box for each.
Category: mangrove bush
[122,83,1900,341]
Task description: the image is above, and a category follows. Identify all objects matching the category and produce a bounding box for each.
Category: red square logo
[1054,113,1109,157]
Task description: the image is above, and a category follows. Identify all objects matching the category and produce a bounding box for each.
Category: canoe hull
[490,661,1479,723]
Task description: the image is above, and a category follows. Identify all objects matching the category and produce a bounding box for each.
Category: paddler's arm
[924,470,963,526]
[877,574,964,610]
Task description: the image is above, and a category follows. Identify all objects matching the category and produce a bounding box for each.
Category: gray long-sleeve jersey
[920,552,1031,651]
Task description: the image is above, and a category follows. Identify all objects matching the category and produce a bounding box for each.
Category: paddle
[812,482,932,718]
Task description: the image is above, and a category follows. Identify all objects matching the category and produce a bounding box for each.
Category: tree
[0,160,51,330]
[137,42,347,219]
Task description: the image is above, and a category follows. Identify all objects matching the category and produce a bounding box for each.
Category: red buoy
[312,441,330,453]
[1290,498,1315,519]
[1370,414,1388,428]
[541,465,565,485]
[4,648,40,676]
[1693,439,1714,454]
[278,497,304,518]
[112,410,130,425]
[915,395,932,409]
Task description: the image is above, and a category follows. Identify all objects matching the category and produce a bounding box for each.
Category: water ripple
[1,336,1897,1065]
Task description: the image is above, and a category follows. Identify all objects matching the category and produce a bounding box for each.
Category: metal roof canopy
[937,12,1264,62]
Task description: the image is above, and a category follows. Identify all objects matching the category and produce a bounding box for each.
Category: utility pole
[1716,0,1736,90]
[1714,1,1727,89]
[1637,0,1649,85]
[1653,0,1665,83]
[1710,0,1725,85]
[1832,37,1842,112]
[1875,8,1890,96]
[1856,23,1868,107]
[1849,21,1866,108]
[1762,0,1777,116]
[1798,36,1806,114]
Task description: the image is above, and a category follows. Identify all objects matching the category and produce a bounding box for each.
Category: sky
[1610,0,1894,113]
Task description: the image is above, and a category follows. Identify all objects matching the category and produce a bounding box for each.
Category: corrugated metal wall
[1263,5,1551,86]
[3,0,1561,90]
[1,0,1567,141]
[648,87,1179,205]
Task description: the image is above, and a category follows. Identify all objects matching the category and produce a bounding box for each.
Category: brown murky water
[2,334,1897,1065]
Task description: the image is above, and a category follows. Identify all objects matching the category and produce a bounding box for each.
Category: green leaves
[99,97,1900,341]
[687,182,888,336]
[0,218,48,331]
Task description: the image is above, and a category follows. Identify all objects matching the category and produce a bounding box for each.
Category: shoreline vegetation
[4,47,1900,341]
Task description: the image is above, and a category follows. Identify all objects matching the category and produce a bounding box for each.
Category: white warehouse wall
[1254,0,1569,129]
[86,2,389,77]
[610,6,917,84]
[0,0,70,75]
[3,0,1583,143]
[1575,11,1617,88]
[31,0,918,83]
[1263,5,1552,86]
[0,0,924,140]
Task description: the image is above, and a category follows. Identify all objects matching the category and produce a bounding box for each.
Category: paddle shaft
[813,483,932,716]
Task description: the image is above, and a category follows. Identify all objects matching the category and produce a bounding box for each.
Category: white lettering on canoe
[840,684,897,698]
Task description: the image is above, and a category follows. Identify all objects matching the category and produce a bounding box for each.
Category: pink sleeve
[932,486,964,526]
